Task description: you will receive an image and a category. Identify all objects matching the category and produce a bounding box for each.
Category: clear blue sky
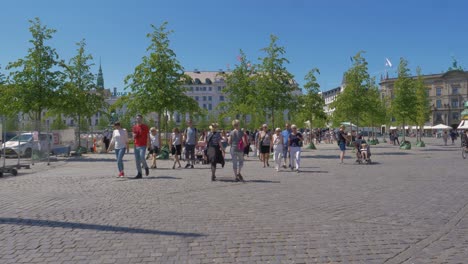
[1,0,467,92]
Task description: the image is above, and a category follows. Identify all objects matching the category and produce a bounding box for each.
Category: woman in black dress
[206,123,225,181]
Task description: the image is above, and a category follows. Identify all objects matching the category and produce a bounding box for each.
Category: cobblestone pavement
[1,137,467,263]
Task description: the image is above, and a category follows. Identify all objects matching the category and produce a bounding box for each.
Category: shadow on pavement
[66,157,116,162]
[372,152,410,156]
[305,155,337,159]
[148,176,182,180]
[0,217,205,237]
[247,179,281,183]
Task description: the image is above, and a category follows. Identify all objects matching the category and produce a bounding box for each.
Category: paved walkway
[1,137,467,263]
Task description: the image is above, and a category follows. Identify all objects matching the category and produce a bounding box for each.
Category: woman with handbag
[228,119,246,182]
[169,127,182,169]
[288,124,303,173]
[107,122,129,177]
[205,123,225,181]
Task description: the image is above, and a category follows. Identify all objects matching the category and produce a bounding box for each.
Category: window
[451,99,459,108]
[436,113,442,121]
[220,96,224,101]
[218,86,222,91]
[436,99,442,108]
[452,112,459,120]
[203,87,207,91]
[203,104,207,109]
[452,86,459,95]
[195,96,199,101]
[208,104,212,110]
[196,87,199,91]
[190,87,194,91]
[208,96,212,101]
[209,87,212,91]
[436,87,442,96]
[425,89,429,96]
[203,96,207,101]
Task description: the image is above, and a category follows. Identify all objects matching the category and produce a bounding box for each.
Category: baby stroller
[355,138,372,164]
[195,141,208,164]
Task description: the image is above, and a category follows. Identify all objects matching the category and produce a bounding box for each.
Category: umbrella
[340,122,357,128]
[431,124,452,129]
[458,120,468,129]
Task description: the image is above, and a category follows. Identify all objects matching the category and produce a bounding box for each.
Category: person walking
[170,127,182,169]
[288,124,303,172]
[337,125,348,164]
[272,127,284,171]
[258,124,272,168]
[132,114,150,179]
[107,122,128,177]
[206,123,224,181]
[149,127,161,169]
[183,120,197,169]
[442,130,448,146]
[103,129,111,152]
[281,123,292,168]
[228,119,247,182]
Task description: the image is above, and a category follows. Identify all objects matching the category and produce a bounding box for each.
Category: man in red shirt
[132,114,150,178]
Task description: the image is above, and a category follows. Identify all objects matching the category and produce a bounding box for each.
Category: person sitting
[360,142,369,161]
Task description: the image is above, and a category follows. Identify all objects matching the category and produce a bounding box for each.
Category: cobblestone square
[1,137,467,263]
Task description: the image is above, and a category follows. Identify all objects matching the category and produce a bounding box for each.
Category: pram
[195,141,208,164]
[355,138,372,164]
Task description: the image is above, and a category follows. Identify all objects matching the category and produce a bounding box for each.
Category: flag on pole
[385,58,392,67]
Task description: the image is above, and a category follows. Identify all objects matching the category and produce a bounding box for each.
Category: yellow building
[380,70,468,127]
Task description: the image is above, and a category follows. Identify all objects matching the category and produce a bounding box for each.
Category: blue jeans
[230,149,244,173]
[134,146,148,174]
[115,148,126,172]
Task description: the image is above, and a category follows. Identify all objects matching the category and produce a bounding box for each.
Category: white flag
[385,58,392,67]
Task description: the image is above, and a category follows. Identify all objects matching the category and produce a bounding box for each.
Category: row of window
[435,86,460,96]
[435,112,460,121]
[435,99,461,108]
[187,86,225,92]
[193,96,224,101]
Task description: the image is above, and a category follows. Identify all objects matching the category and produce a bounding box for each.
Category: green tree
[362,82,387,139]
[57,39,107,146]
[295,68,326,130]
[414,67,430,143]
[220,50,256,124]
[255,35,297,128]
[390,57,417,142]
[6,17,63,130]
[50,115,68,130]
[123,22,200,141]
[331,51,372,131]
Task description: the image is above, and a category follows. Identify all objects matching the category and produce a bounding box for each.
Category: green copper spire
[97,59,104,89]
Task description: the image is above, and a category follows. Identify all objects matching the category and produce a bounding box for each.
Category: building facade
[379,70,468,127]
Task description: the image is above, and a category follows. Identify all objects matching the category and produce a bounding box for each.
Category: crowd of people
[105,114,468,181]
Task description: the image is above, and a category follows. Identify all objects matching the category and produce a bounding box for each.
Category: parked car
[0,132,17,143]
[0,132,54,158]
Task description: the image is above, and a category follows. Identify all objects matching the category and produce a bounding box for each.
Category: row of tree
[331,52,431,143]
[0,18,431,145]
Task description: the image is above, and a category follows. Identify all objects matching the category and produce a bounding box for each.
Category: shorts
[260,145,270,154]
[149,146,159,155]
[171,144,182,155]
[339,141,346,151]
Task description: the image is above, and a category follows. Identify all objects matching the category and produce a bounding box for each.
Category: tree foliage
[220,50,256,124]
[294,68,326,128]
[255,35,297,128]
[123,22,200,135]
[6,17,63,130]
[330,51,373,130]
[57,39,108,145]
[414,67,430,142]
[390,57,417,142]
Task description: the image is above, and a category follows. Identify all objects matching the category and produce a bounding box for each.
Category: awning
[458,120,468,129]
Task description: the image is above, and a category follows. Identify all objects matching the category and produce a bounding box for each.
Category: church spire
[97,59,104,89]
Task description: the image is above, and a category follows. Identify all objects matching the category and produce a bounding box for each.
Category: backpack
[237,135,245,151]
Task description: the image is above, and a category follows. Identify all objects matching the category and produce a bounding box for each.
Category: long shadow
[147,176,181,180]
[66,157,117,162]
[372,152,410,156]
[289,170,328,174]
[246,179,281,183]
[421,148,459,152]
[0,217,205,237]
